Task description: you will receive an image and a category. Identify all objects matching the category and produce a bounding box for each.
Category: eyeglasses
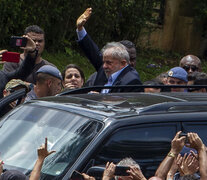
[183,65,198,72]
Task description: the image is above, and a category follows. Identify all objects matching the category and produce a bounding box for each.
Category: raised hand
[102,162,116,180]
[37,137,56,160]
[171,131,186,155]
[178,153,199,176]
[128,166,146,180]
[20,35,36,54]
[0,49,8,63]
[76,8,92,31]
[188,133,204,151]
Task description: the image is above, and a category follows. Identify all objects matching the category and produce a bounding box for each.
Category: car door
[182,121,207,146]
[87,121,181,178]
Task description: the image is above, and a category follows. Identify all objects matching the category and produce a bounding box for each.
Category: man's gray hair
[102,42,130,64]
[117,157,140,169]
[114,158,140,180]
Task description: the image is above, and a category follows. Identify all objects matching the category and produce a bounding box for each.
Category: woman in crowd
[62,64,85,90]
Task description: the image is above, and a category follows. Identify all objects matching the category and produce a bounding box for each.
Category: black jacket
[0,53,36,98]
[78,34,142,92]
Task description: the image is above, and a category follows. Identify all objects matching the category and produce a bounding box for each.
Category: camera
[179,132,189,143]
[10,36,27,47]
[114,166,130,176]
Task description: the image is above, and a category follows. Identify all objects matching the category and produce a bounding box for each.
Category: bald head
[148,177,162,180]
[179,55,202,73]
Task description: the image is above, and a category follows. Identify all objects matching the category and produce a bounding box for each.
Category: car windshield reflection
[0,105,102,178]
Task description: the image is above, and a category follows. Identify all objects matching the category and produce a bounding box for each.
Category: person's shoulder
[123,66,140,77]
[41,59,57,68]
[3,60,22,73]
[121,66,142,84]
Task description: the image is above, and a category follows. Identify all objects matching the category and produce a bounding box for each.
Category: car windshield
[0,105,103,178]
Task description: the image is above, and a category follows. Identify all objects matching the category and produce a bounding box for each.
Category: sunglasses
[183,65,198,72]
[188,88,200,92]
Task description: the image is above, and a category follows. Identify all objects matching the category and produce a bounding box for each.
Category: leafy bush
[0,0,160,52]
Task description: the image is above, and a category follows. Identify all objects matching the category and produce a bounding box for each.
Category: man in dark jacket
[81,40,141,93]
[0,36,37,99]
[3,25,55,84]
[76,8,142,92]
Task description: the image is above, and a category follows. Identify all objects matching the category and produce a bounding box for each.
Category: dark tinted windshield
[0,105,103,178]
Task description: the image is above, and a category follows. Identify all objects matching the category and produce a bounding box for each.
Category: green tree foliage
[0,0,160,51]
[193,0,207,19]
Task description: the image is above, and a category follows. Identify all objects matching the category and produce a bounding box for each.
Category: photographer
[0,35,37,99]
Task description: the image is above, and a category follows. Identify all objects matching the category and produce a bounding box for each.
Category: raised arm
[155,131,185,180]
[29,138,55,180]
[76,8,103,71]
[6,35,37,81]
[188,132,207,180]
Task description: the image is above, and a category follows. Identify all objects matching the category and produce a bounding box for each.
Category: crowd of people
[0,8,207,116]
[0,132,204,180]
[0,8,207,180]
[70,132,206,180]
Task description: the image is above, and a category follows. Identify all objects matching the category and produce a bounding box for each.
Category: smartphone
[114,166,130,176]
[179,132,189,143]
[179,132,187,138]
[70,170,84,180]
[2,52,20,63]
[10,36,27,47]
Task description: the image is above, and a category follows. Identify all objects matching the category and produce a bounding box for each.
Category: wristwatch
[167,152,176,158]
[29,83,34,90]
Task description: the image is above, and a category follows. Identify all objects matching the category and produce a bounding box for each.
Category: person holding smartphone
[3,25,56,85]
[102,158,146,180]
[0,35,37,99]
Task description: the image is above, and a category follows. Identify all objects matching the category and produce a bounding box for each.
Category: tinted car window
[93,123,179,178]
[182,122,207,145]
[0,105,103,179]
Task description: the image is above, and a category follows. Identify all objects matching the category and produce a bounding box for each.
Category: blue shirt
[76,28,87,41]
[101,65,128,93]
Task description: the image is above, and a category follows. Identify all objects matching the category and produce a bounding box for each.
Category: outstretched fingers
[76,8,92,30]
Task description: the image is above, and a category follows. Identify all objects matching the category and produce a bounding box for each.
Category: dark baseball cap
[36,65,62,80]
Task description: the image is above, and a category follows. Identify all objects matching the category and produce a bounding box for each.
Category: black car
[0,92,207,179]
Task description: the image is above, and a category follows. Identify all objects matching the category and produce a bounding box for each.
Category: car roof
[25,92,207,120]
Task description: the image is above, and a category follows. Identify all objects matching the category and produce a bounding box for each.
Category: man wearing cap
[179,55,202,74]
[1,79,29,117]
[167,67,188,92]
[25,65,62,102]
[3,79,29,97]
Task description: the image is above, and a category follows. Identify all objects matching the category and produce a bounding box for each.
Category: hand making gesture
[76,8,92,31]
